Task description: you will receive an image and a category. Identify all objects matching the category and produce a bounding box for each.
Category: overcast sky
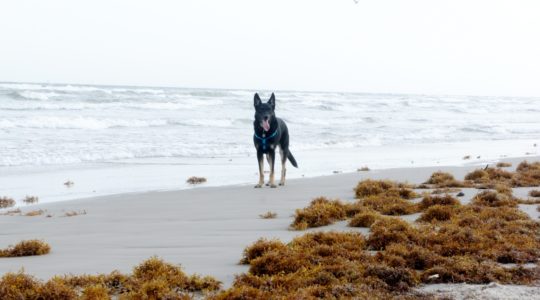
[1,0,539,96]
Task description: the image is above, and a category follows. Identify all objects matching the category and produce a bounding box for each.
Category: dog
[253,93,298,188]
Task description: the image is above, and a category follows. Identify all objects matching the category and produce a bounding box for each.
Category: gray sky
[1,0,539,96]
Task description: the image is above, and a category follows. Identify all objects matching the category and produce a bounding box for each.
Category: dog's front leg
[268,150,277,188]
[255,150,264,188]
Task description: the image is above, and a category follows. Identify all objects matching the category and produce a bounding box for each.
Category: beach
[2,0,540,297]
[2,83,540,298]
[1,156,539,298]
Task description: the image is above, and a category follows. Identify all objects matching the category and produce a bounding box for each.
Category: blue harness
[254,129,278,151]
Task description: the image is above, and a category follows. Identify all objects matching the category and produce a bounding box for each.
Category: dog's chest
[255,131,278,151]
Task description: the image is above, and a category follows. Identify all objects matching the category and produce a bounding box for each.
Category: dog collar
[254,129,278,151]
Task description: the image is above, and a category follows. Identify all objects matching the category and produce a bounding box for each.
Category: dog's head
[253,93,276,132]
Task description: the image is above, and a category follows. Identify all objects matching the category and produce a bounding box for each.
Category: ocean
[1,82,539,203]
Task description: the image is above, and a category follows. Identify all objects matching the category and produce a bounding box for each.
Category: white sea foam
[0,100,221,111]
[16,91,60,101]
[0,82,107,93]
[0,116,168,130]
[172,119,235,128]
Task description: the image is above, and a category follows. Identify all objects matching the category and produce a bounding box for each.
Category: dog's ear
[268,93,275,109]
[254,93,262,108]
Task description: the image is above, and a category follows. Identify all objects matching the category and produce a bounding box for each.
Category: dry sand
[1,156,539,298]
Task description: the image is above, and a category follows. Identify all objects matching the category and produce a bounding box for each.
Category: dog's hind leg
[255,151,264,188]
[267,151,277,188]
[279,147,287,186]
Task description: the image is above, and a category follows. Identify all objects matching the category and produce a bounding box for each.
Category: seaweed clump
[354,179,418,199]
[290,197,347,230]
[22,196,39,204]
[471,190,517,207]
[0,197,16,209]
[465,167,513,188]
[529,189,540,197]
[0,240,50,257]
[423,171,468,188]
[0,257,221,299]
[375,243,446,271]
[24,210,45,217]
[361,195,418,215]
[351,179,420,216]
[240,239,287,264]
[514,161,540,186]
[417,205,456,222]
[418,194,460,210]
[186,176,207,185]
[64,210,87,217]
[463,160,540,188]
[348,209,386,227]
[0,272,42,299]
[259,211,277,219]
[367,217,418,250]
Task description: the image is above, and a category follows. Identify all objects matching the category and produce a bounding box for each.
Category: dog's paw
[279,182,285,186]
[254,184,263,188]
[265,182,270,186]
[270,184,277,188]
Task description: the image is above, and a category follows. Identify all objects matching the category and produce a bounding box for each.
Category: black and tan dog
[253,93,298,188]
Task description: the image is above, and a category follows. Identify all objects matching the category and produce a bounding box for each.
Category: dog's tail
[288,151,298,168]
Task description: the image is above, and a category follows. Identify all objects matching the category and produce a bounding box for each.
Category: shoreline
[1,139,539,206]
[1,155,539,290]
